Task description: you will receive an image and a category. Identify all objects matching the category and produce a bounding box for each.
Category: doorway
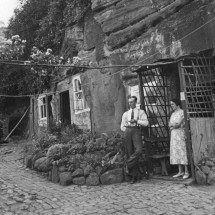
[60,90,71,125]
[135,61,180,177]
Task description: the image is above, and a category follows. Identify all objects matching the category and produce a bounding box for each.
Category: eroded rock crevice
[92,0,194,51]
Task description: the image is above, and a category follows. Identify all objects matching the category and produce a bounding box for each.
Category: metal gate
[137,65,174,157]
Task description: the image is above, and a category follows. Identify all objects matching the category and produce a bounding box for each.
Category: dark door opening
[60,90,71,125]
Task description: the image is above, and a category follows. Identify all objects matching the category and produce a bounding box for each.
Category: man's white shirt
[120,107,149,132]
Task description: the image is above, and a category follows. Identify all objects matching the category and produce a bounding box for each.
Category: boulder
[68,163,76,172]
[86,173,100,186]
[207,171,215,185]
[32,152,46,168]
[201,165,211,175]
[205,160,214,167]
[52,164,60,183]
[34,157,51,172]
[212,166,215,172]
[25,155,34,169]
[95,166,103,176]
[84,165,94,176]
[73,177,86,186]
[59,172,73,186]
[195,170,206,185]
[48,171,52,181]
[80,161,88,169]
[100,168,123,185]
[72,168,84,177]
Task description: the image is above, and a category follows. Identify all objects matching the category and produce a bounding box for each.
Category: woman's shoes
[183,173,190,179]
[173,172,184,178]
[173,172,190,179]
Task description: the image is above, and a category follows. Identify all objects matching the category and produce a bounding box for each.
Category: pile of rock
[25,134,125,186]
[195,157,215,185]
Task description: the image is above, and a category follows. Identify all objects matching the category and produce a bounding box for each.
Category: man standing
[121,96,149,183]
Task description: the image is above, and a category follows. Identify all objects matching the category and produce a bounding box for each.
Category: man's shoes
[130,177,138,184]
[173,172,184,178]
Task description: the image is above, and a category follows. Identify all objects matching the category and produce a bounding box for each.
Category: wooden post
[138,71,151,176]
[178,60,195,180]
[4,107,30,141]
[138,72,145,111]
[45,95,50,131]
[29,96,34,138]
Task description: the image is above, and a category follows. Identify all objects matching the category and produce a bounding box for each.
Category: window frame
[38,96,47,120]
[72,75,89,114]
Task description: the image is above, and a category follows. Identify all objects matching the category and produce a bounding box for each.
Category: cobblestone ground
[0,142,215,215]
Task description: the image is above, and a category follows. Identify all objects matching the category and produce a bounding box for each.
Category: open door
[60,90,71,125]
[135,61,179,176]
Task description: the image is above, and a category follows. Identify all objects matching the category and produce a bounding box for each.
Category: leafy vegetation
[6,0,91,56]
[0,0,91,99]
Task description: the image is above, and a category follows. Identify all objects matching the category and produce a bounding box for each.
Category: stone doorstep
[152,175,196,186]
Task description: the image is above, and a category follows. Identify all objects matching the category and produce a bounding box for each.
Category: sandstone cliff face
[62,0,215,134]
[92,0,192,50]
[90,0,215,61]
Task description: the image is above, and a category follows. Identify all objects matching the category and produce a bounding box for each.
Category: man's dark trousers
[124,127,143,180]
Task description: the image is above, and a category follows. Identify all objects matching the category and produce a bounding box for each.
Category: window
[39,97,47,119]
[73,76,88,113]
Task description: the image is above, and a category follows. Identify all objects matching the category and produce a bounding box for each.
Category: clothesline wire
[0,61,143,69]
[0,15,215,98]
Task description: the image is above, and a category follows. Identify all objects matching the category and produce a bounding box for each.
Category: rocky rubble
[195,157,215,185]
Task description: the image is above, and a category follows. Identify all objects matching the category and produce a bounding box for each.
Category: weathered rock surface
[95,166,103,176]
[52,165,60,183]
[100,168,123,185]
[84,165,94,176]
[32,152,46,168]
[73,177,86,186]
[102,1,157,34]
[195,170,206,185]
[86,173,100,186]
[72,168,84,177]
[105,0,193,50]
[201,166,211,175]
[34,157,51,172]
[92,0,120,12]
[205,160,214,167]
[25,155,34,169]
[207,171,215,185]
[59,172,73,186]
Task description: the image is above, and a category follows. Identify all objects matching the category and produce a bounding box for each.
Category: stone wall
[25,133,130,186]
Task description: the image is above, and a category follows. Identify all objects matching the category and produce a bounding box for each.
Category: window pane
[41,106,43,118]
[44,105,47,117]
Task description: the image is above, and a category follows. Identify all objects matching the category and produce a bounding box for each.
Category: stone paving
[0,142,215,215]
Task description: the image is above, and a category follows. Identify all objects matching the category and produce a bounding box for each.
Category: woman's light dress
[169,109,188,165]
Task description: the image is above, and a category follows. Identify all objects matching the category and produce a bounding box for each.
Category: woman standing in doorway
[169,98,189,179]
